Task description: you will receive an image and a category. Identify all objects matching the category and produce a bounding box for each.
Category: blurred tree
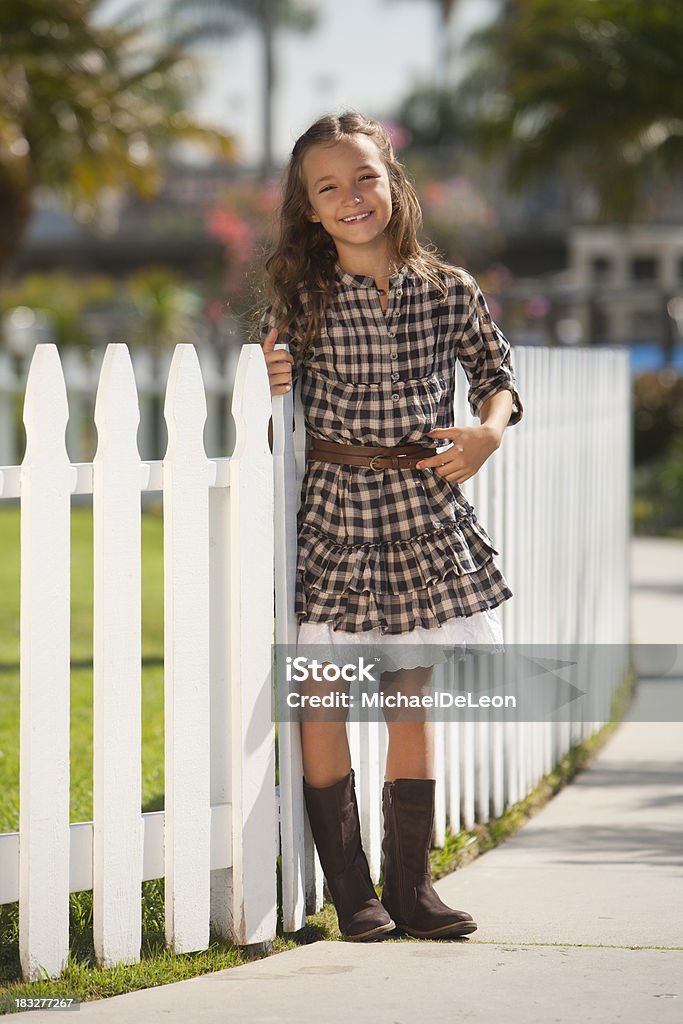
[392,0,461,88]
[0,272,115,348]
[128,266,201,354]
[454,0,683,218]
[0,0,236,282]
[163,0,318,180]
[632,370,683,466]
[396,85,469,150]
[128,266,203,455]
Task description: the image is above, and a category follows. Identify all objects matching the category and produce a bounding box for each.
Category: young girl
[259,111,523,943]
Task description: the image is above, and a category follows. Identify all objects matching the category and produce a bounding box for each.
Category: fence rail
[0,341,631,981]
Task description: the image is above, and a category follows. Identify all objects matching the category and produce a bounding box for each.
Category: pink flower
[206,208,254,261]
[206,299,226,323]
[527,295,551,319]
[380,120,412,153]
[487,297,502,321]
[423,181,449,205]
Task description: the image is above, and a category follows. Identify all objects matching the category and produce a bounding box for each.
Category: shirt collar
[334,262,418,290]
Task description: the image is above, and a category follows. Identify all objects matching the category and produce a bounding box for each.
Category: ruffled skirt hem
[297,606,505,671]
[296,519,513,635]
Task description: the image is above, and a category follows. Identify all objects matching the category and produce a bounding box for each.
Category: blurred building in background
[3,0,683,373]
[568,226,683,366]
[17,158,683,369]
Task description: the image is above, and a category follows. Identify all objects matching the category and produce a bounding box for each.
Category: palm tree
[456,0,683,217]
[426,0,460,88]
[0,0,236,280]
[392,0,461,88]
[164,0,318,180]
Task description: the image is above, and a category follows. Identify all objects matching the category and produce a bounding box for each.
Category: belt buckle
[369,454,386,471]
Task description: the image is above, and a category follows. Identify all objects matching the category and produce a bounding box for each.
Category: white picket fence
[0,342,276,982]
[0,346,241,467]
[0,341,631,981]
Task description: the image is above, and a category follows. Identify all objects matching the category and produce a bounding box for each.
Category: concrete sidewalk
[25,539,683,1023]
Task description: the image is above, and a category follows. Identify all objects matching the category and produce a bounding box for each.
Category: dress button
[392,393,400,401]
[388,330,396,338]
[391,372,399,382]
[396,289,403,297]
[390,352,398,360]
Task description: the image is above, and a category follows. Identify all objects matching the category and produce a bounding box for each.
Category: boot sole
[394,921,478,938]
[343,921,397,942]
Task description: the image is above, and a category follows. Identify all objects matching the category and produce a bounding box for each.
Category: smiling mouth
[340,211,373,224]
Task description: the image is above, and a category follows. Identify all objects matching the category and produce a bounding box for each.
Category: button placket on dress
[382,272,404,409]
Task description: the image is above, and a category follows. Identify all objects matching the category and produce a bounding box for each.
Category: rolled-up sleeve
[456,275,523,426]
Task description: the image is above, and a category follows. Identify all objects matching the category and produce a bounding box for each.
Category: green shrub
[632,371,683,536]
[633,370,683,466]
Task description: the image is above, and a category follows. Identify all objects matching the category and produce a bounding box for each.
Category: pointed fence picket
[0,339,632,979]
[163,345,213,952]
[19,347,72,981]
[93,344,143,968]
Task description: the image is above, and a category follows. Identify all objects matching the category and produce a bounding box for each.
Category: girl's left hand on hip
[416,426,499,483]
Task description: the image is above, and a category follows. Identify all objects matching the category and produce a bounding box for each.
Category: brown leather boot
[303,769,396,941]
[381,778,477,938]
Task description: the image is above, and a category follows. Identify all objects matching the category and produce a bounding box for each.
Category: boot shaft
[303,769,395,940]
[303,769,364,879]
[380,777,478,937]
[382,777,435,882]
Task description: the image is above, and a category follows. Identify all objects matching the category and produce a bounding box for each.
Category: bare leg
[298,663,352,788]
[381,665,435,781]
[300,720,352,788]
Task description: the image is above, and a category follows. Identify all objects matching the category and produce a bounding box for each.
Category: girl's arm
[478,390,514,449]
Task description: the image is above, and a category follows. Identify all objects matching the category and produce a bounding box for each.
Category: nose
[341,189,363,207]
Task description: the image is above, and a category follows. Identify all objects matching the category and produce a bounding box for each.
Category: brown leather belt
[307,434,436,470]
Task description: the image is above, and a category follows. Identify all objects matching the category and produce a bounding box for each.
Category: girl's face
[302,134,393,263]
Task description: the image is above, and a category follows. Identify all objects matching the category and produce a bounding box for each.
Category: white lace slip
[297,607,504,671]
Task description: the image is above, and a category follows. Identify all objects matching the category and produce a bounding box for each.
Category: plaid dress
[259,263,523,637]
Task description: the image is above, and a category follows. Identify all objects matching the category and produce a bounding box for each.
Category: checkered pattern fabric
[259,264,524,635]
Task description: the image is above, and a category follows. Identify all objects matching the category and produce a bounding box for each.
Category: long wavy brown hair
[258,111,461,366]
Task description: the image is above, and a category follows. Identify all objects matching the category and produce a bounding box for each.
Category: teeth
[342,212,371,223]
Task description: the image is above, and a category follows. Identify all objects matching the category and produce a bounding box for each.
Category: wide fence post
[272,366,325,919]
[93,344,144,967]
[19,346,72,981]
[271,344,307,933]
[228,344,277,945]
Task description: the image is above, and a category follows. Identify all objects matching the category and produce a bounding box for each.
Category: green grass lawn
[0,503,165,834]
